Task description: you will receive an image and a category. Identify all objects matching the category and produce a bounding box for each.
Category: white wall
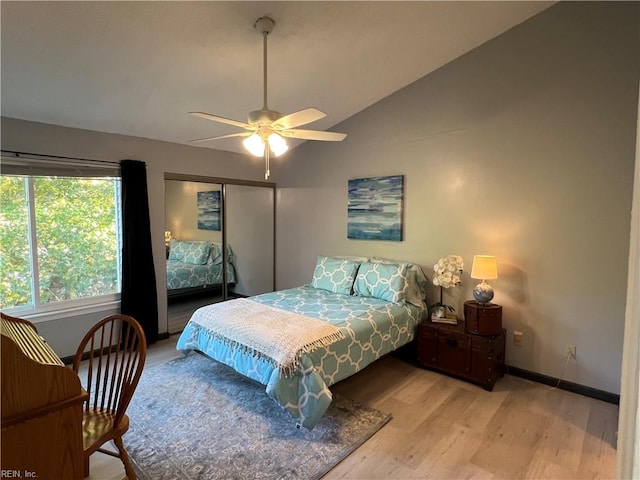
[1,117,266,356]
[276,2,640,394]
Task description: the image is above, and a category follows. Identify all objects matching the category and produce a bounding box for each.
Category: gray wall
[226,184,275,297]
[276,2,639,394]
[1,118,265,357]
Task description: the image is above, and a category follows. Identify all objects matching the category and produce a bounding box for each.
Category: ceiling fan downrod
[254,16,276,118]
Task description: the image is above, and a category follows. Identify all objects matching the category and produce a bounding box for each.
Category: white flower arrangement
[433,255,464,289]
[432,255,464,314]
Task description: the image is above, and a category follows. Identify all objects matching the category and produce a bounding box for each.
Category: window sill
[3,295,121,324]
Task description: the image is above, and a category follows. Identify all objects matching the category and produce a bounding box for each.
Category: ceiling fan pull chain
[264,145,270,180]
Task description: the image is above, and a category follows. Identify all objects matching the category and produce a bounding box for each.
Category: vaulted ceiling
[1,1,553,154]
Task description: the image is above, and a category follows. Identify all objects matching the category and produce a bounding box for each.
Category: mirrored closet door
[164,174,275,334]
[226,184,275,297]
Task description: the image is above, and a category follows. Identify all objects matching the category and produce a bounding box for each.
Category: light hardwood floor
[167,294,223,334]
[90,335,618,480]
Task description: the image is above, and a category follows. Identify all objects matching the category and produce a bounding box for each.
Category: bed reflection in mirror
[164,177,275,334]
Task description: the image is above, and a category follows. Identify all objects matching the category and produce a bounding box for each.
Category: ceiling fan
[189,15,347,179]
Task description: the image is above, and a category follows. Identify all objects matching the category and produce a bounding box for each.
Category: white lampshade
[470,255,498,280]
[268,133,288,156]
[243,133,265,157]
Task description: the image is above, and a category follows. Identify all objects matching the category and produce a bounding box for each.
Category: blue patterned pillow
[168,240,211,265]
[207,243,233,265]
[311,256,360,295]
[353,262,409,303]
[168,240,184,261]
[370,257,427,307]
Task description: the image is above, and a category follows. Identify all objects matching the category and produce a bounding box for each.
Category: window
[0,172,122,315]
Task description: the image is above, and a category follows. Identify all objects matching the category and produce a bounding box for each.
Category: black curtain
[120,159,158,344]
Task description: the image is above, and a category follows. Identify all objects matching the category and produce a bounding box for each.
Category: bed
[176,255,428,429]
[166,240,236,297]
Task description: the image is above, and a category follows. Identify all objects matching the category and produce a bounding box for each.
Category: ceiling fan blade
[283,129,347,141]
[189,112,252,129]
[272,108,327,130]
[190,132,253,143]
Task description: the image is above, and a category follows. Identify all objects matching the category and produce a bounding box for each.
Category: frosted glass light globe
[243,134,265,157]
[268,133,288,156]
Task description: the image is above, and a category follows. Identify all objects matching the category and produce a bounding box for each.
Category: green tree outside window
[0,175,121,310]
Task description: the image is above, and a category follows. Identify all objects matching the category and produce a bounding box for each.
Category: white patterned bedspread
[176,284,426,429]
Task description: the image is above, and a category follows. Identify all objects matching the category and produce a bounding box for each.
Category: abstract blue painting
[197,190,221,231]
[348,175,404,241]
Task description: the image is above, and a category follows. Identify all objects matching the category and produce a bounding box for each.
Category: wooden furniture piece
[1,312,87,480]
[72,314,147,479]
[464,300,503,335]
[417,318,505,391]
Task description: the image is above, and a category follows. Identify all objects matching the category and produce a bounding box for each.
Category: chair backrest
[73,315,147,426]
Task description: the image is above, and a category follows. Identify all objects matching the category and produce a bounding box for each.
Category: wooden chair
[72,314,147,479]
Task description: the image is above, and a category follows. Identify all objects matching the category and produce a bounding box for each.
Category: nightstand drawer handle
[446,337,458,348]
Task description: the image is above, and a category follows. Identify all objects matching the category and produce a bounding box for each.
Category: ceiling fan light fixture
[189,14,346,180]
[268,132,288,156]
[243,133,265,157]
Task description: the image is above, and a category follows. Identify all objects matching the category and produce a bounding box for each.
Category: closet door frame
[164,173,276,300]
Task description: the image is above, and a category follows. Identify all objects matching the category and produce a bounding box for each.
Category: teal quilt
[176,285,425,429]
[166,260,236,290]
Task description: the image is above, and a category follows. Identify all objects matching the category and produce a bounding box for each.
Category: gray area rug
[126,352,391,479]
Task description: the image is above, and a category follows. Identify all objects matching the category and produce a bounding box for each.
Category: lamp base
[473,282,494,305]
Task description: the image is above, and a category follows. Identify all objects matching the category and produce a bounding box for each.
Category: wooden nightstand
[417,319,505,391]
[464,301,503,335]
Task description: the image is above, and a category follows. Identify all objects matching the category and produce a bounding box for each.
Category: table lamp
[470,255,498,305]
[164,230,172,246]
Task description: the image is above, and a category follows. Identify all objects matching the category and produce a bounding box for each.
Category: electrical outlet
[513,330,523,346]
[565,345,576,359]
